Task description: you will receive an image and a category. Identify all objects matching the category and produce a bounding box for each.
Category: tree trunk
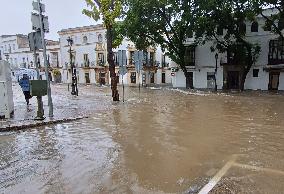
[107,26,119,101]
[240,48,253,91]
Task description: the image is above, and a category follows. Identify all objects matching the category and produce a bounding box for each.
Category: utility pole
[35,0,53,117]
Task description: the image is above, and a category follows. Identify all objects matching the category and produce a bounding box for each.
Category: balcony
[268,57,284,65]
[268,39,284,65]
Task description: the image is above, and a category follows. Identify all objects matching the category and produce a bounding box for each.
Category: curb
[0,116,89,132]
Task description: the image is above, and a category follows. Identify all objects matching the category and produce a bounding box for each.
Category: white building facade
[0,34,61,82]
[172,11,284,91]
[58,24,172,86]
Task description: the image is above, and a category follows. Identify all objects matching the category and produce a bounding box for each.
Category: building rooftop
[58,24,105,34]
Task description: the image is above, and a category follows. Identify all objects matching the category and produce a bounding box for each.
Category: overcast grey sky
[0,0,99,40]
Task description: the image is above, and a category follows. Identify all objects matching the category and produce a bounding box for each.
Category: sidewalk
[0,83,113,131]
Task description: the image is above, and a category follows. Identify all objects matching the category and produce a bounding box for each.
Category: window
[251,22,258,32]
[13,44,15,50]
[253,69,259,77]
[84,54,89,66]
[207,72,215,81]
[83,36,88,44]
[184,46,196,66]
[98,53,105,65]
[239,22,246,34]
[188,31,193,38]
[130,72,136,83]
[98,34,103,43]
[217,26,223,35]
[161,54,167,67]
[149,52,155,66]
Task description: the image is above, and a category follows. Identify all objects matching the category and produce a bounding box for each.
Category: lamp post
[67,37,77,95]
[215,53,218,92]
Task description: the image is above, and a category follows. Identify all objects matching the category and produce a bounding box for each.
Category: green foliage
[82,0,123,47]
[121,0,199,71]
[253,0,284,37]
[83,0,122,28]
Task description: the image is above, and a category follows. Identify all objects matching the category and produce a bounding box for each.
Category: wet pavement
[0,86,284,193]
[0,84,113,129]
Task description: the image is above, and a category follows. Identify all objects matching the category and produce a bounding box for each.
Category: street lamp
[215,53,218,92]
[67,37,78,96]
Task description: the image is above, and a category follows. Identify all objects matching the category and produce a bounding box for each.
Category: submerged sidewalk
[0,83,113,131]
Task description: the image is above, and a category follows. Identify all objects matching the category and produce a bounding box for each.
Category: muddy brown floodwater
[1,87,284,194]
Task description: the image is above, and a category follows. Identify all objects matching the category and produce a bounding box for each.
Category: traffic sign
[134,51,143,71]
[31,13,49,32]
[119,66,127,76]
[118,50,127,66]
[28,31,43,51]
[32,1,45,12]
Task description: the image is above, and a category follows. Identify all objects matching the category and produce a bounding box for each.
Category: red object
[171,73,175,76]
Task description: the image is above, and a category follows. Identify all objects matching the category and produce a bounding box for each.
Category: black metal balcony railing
[83,60,90,67]
[268,57,284,65]
[185,61,195,66]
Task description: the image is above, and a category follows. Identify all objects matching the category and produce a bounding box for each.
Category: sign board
[171,72,175,76]
[118,50,127,66]
[134,51,143,71]
[119,66,127,76]
[30,80,48,96]
[32,1,45,12]
[31,13,49,32]
[28,31,43,51]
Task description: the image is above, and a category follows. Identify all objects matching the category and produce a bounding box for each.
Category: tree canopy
[121,0,199,75]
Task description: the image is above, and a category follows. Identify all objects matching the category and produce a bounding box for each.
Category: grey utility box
[30,80,47,96]
[0,60,14,119]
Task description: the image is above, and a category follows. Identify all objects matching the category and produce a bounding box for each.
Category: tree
[83,0,122,101]
[253,0,284,38]
[121,0,199,88]
[195,0,261,90]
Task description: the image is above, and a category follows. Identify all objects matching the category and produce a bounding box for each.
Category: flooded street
[1,87,284,193]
